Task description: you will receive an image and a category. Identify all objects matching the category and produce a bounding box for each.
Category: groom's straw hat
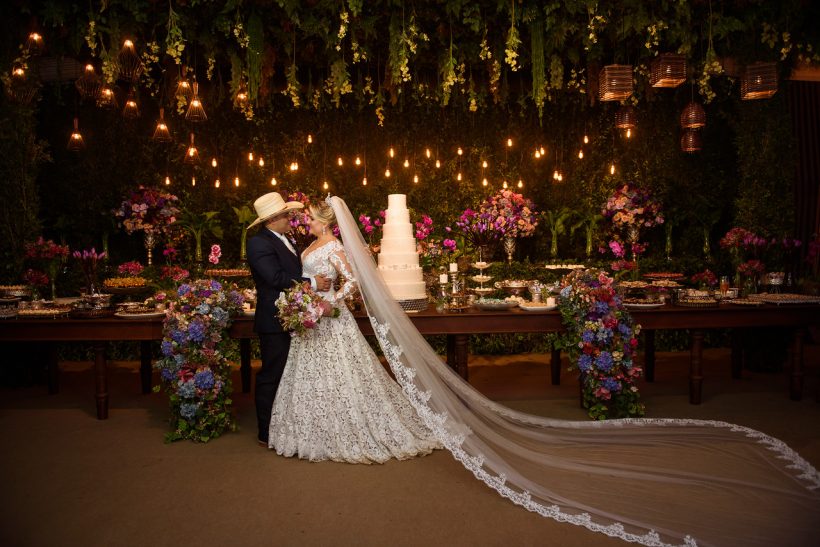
[248,192,304,229]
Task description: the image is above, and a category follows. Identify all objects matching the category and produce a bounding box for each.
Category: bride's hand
[320,300,335,317]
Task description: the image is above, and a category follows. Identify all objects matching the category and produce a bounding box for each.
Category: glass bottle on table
[719,275,730,298]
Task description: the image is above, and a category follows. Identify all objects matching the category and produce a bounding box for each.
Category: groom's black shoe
[258,437,268,448]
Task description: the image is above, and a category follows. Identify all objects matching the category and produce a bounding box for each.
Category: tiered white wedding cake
[377,194,427,302]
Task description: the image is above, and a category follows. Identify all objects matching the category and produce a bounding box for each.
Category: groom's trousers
[256,332,292,443]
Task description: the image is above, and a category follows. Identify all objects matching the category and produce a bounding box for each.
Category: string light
[248,152,254,161]
[625,128,632,138]
[164,176,171,186]
[517,179,523,188]
[481,178,488,187]
[234,176,240,187]
[610,163,616,175]
[389,147,395,158]
[540,146,546,155]
[258,158,265,167]
[290,162,299,171]
[384,168,391,178]
[270,177,277,186]
[482,160,488,168]
[557,173,563,182]
[435,159,441,168]
[215,178,221,188]
[211,158,218,168]
[457,147,463,156]
[307,134,313,144]
[502,180,508,189]
[425,148,431,158]
[534,150,541,159]
[413,174,419,183]
[362,176,368,186]
[584,134,589,144]
[337,156,343,166]
[456,172,462,181]
[323,180,329,190]
[553,170,560,180]
[191,176,196,187]
[403,158,409,168]
[354,156,361,166]
[507,138,513,147]
[578,150,584,159]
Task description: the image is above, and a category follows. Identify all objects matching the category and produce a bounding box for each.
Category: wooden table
[1,303,816,419]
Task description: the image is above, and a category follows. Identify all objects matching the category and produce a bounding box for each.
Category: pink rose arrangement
[114,185,180,236]
[117,261,145,276]
[208,244,221,265]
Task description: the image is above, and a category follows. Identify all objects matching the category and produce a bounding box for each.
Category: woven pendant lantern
[25,32,43,55]
[184,133,200,164]
[122,90,140,119]
[5,66,38,105]
[75,64,101,100]
[680,129,702,153]
[598,65,633,101]
[67,117,85,152]
[152,108,172,142]
[740,62,777,100]
[234,85,249,109]
[650,54,687,88]
[615,105,637,129]
[680,102,706,129]
[185,82,207,122]
[97,86,117,109]
[175,70,193,101]
[117,39,143,82]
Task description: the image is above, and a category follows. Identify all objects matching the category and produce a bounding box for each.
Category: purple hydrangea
[602,377,621,392]
[194,369,215,390]
[178,380,196,398]
[595,351,614,372]
[187,319,206,343]
[161,340,174,357]
[578,354,593,373]
[180,402,199,419]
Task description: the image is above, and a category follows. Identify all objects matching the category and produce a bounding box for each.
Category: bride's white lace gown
[268,240,441,463]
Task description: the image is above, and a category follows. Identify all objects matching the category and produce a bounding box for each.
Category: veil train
[328,195,819,547]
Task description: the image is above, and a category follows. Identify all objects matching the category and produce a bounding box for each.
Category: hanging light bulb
[553,170,559,180]
[234,176,240,187]
[122,90,139,119]
[270,177,277,186]
[626,128,632,138]
[67,117,85,151]
[355,156,361,166]
[97,86,116,109]
[184,133,199,164]
[456,172,462,181]
[584,134,589,144]
[258,158,265,167]
[362,176,368,186]
[248,152,254,162]
[435,159,441,168]
[557,173,563,182]
[26,32,43,55]
[215,179,221,188]
[211,158,218,168]
[578,150,584,159]
[517,179,523,188]
[482,160,488,168]
[191,176,196,187]
[384,168,391,178]
[152,108,172,142]
[425,148,431,158]
[502,180,508,189]
[403,159,410,168]
[117,39,144,82]
[389,147,395,158]
[610,163,616,175]
[337,156,343,166]
[540,146,546,155]
[413,174,419,184]
[164,176,171,186]
[185,82,207,122]
[307,134,313,144]
[481,178,488,187]
[290,162,299,171]
[323,180,329,190]
[75,64,101,100]
[534,150,541,159]
[457,147,463,156]
[507,138,513,147]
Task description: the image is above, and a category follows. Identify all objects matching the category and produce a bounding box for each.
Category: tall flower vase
[627,226,640,280]
[144,231,156,266]
[503,236,516,264]
[47,262,60,301]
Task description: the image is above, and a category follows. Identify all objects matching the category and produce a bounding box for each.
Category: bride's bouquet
[276,281,340,336]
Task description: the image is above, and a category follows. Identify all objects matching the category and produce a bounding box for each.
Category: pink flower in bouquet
[117,261,145,276]
[608,240,625,258]
[208,244,221,265]
[414,215,433,241]
[275,282,339,337]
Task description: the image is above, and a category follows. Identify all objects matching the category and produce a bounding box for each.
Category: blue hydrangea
[180,402,199,419]
[596,328,613,342]
[560,286,572,298]
[196,303,211,315]
[194,369,215,390]
[595,351,614,372]
[578,354,593,372]
[178,380,196,398]
[211,307,228,323]
[594,301,610,314]
[602,377,621,392]
[210,280,222,291]
[187,319,206,343]
[171,330,186,344]
[618,322,632,336]
[160,368,175,382]
[581,330,595,343]
[173,353,186,366]
[177,284,191,297]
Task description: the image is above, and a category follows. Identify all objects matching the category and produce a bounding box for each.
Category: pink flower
[208,244,221,265]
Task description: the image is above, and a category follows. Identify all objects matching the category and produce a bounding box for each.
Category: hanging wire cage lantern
[615,104,637,129]
[175,68,193,101]
[122,89,140,118]
[740,62,778,100]
[234,85,249,109]
[116,39,144,82]
[5,65,38,105]
[650,53,687,88]
[184,133,199,164]
[25,32,43,55]
[598,64,633,101]
[680,102,706,129]
[75,63,101,100]
[152,107,172,142]
[67,117,85,151]
[97,86,116,108]
[185,82,207,122]
[680,129,702,153]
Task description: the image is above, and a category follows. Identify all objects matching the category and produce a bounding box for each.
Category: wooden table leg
[689,329,705,405]
[446,335,456,370]
[454,334,469,380]
[93,341,108,420]
[240,338,252,393]
[789,328,804,401]
[139,341,152,394]
[47,344,59,394]
[644,330,655,383]
[550,348,561,385]
[730,330,743,379]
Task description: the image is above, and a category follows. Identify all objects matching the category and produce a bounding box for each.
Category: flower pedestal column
[503,236,516,264]
[144,232,156,266]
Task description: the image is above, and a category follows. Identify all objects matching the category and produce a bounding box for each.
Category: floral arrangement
[738,259,765,277]
[114,185,180,235]
[155,279,245,443]
[208,244,221,265]
[72,248,107,294]
[118,261,145,276]
[159,265,190,284]
[275,281,339,337]
[22,268,49,295]
[602,184,664,229]
[285,191,314,250]
[24,237,70,299]
[414,215,433,240]
[358,210,385,249]
[719,227,767,252]
[690,269,717,288]
[557,268,644,420]
[481,189,538,238]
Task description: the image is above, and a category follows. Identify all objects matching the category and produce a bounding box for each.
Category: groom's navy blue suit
[247,228,307,443]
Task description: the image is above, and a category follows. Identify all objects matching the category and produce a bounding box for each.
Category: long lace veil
[328,196,819,547]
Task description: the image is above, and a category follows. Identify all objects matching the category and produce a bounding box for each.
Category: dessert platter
[494,280,530,296]
[474,297,519,311]
[622,297,665,309]
[0,284,32,298]
[643,272,685,281]
[203,268,251,278]
[17,304,72,318]
[726,298,765,306]
[0,297,20,319]
[114,308,166,319]
[518,301,557,312]
[747,293,820,305]
[544,263,584,270]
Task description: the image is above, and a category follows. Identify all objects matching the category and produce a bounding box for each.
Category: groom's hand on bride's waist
[315,275,331,291]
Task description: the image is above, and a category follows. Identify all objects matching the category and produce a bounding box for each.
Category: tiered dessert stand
[471,261,494,298]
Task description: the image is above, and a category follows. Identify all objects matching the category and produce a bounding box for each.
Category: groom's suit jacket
[247,228,306,334]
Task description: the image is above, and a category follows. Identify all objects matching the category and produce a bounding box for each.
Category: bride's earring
[322,226,327,236]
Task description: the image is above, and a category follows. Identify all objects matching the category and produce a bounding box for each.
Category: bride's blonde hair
[309,202,336,228]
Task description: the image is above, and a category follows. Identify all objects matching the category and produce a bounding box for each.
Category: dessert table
[0,303,816,419]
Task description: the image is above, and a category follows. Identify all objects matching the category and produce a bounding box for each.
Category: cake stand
[471,262,494,297]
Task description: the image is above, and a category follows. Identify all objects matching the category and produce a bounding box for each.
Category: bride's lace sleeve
[327,244,358,304]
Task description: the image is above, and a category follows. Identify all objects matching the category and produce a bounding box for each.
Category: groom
[246,192,331,446]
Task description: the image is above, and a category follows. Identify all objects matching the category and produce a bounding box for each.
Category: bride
[271,196,819,547]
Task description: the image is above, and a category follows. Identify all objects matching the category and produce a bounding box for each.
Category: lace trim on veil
[327,196,820,547]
